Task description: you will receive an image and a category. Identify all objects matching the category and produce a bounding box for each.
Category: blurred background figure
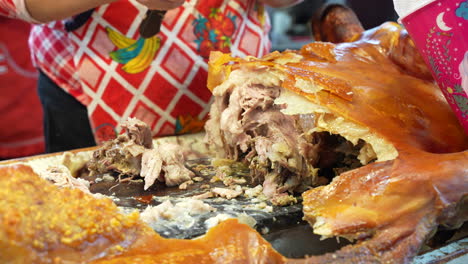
[0,0,397,160]
[0,17,44,159]
[346,0,398,29]
[268,0,398,51]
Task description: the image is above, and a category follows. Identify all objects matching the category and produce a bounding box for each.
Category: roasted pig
[205,22,467,205]
[204,20,467,262]
[1,18,467,264]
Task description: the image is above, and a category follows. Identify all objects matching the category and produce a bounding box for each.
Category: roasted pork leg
[297,150,467,264]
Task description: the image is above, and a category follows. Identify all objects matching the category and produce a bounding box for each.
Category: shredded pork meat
[41,165,91,194]
[88,117,193,190]
[205,70,373,205]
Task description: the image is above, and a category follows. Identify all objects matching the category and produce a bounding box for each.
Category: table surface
[1,134,466,262]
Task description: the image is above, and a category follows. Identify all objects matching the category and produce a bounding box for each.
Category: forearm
[259,0,303,8]
[24,0,116,23]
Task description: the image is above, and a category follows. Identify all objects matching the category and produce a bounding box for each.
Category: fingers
[310,3,364,43]
[136,0,185,11]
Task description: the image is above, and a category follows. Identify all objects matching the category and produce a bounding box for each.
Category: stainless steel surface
[413,237,467,264]
[265,224,467,262]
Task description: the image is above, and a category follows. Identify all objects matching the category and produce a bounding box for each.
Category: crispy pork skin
[0,164,286,264]
[3,156,465,264]
[205,21,468,263]
[0,164,152,264]
[295,151,468,264]
[205,22,467,207]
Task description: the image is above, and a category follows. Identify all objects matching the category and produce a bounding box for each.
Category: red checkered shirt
[1,0,272,143]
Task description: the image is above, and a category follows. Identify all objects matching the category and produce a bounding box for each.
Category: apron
[68,0,271,144]
[0,17,44,157]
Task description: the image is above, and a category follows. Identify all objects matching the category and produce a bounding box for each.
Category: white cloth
[393,0,436,19]
[460,52,468,95]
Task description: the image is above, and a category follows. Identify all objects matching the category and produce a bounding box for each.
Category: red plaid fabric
[0,0,38,21]
[0,0,16,17]
[1,0,271,144]
[29,22,87,101]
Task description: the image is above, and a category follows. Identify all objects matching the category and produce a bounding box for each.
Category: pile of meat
[87,118,194,190]
[205,69,395,205]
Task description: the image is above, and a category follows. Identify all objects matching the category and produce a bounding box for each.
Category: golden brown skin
[209,22,467,153]
[92,219,285,264]
[293,24,463,152]
[0,164,285,264]
[291,23,467,263]
[207,22,467,263]
[297,151,467,264]
[0,164,153,264]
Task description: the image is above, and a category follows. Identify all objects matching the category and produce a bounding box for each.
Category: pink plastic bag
[399,0,468,134]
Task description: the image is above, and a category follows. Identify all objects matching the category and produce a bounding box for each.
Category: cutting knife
[139,9,167,38]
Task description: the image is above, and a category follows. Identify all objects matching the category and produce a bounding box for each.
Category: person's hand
[136,0,185,10]
[25,0,116,23]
